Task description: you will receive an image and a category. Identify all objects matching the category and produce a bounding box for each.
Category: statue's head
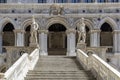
[81,18,84,23]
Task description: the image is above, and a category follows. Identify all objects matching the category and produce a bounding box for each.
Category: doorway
[48,23,67,55]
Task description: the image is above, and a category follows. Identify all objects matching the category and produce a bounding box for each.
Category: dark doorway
[3,23,15,46]
[48,23,67,55]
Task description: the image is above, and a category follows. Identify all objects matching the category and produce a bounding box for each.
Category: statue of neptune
[30,15,39,47]
[77,18,86,43]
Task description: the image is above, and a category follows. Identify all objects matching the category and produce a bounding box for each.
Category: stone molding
[13,29,25,33]
[66,29,76,34]
[90,30,101,33]
[38,30,48,34]
[113,30,120,33]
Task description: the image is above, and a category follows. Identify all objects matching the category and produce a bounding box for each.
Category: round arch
[0,18,17,32]
[98,17,118,30]
[22,19,40,30]
[46,17,69,30]
[75,18,94,30]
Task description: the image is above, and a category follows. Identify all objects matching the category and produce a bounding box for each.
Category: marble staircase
[25,56,96,80]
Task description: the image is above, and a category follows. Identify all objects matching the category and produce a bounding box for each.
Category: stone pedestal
[77,42,86,52]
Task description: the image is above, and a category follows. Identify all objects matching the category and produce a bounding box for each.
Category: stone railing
[1,48,39,80]
[77,49,120,80]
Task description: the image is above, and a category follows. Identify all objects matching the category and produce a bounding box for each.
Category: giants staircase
[25,56,96,80]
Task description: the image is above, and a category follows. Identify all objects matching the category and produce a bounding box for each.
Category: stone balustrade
[0,48,39,80]
[77,49,120,80]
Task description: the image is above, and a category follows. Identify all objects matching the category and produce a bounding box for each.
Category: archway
[76,26,90,47]
[25,25,31,46]
[48,23,67,55]
[100,22,113,52]
[2,23,15,46]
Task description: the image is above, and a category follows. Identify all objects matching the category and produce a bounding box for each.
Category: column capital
[90,29,101,33]
[66,29,76,34]
[113,30,120,33]
[38,30,48,34]
[13,29,25,33]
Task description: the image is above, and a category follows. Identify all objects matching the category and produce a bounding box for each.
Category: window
[38,0,46,3]
[72,0,80,3]
[97,0,106,2]
[0,0,6,3]
[85,0,94,3]
[58,0,67,3]
[110,0,119,2]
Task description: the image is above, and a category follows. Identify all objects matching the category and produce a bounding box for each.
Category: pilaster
[66,29,76,56]
[38,30,48,56]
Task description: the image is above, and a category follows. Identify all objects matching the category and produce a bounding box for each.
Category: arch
[98,17,118,30]
[48,23,67,55]
[75,18,94,30]
[22,19,40,30]
[46,17,69,30]
[0,17,17,32]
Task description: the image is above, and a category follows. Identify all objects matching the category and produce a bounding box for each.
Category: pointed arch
[98,17,118,30]
[0,17,17,32]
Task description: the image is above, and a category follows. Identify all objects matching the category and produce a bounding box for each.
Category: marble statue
[30,15,39,47]
[49,4,64,15]
[77,18,86,43]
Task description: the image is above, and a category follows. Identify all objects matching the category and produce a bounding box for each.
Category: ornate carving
[49,4,64,15]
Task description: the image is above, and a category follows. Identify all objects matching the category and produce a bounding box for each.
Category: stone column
[113,30,120,54]
[14,29,25,46]
[0,32,2,53]
[47,0,54,3]
[38,30,48,56]
[90,30,100,47]
[66,29,76,56]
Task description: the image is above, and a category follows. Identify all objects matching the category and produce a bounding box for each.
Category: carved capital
[38,30,48,34]
[113,30,120,34]
[90,30,101,33]
[66,29,76,34]
[13,29,25,33]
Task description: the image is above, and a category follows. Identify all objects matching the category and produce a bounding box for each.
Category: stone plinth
[77,42,86,52]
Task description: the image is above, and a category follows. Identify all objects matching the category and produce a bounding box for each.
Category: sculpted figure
[30,15,39,46]
[49,4,64,15]
[77,18,86,43]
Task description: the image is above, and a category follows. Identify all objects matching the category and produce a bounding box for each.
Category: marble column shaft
[14,29,25,46]
[66,29,76,56]
[0,32,2,53]
[113,30,120,53]
[38,30,48,56]
[90,30,100,47]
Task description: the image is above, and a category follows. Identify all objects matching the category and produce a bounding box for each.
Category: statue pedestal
[77,42,86,52]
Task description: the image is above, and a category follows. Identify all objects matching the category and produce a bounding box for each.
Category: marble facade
[0,2,120,71]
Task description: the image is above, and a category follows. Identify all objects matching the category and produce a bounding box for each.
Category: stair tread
[25,56,96,80]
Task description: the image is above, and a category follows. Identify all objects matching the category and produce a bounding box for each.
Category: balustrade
[0,48,39,80]
[77,49,120,80]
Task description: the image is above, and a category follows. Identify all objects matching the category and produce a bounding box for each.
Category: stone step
[25,77,96,80]
[25,56,96,80]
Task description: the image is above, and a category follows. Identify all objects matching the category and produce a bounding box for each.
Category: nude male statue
[77,18,86,43]
[30,15,39,47]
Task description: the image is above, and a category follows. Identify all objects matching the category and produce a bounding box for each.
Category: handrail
[2,48,39,80]
[77,49,120,80]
